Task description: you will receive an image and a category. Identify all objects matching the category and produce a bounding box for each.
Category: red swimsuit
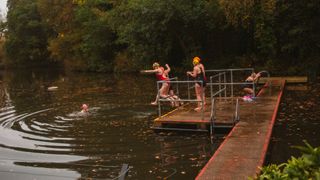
[155,67,169,83]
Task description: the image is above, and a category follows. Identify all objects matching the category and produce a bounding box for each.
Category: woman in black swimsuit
[187,57,207,111]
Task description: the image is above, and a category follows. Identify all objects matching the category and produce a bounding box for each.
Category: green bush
[254,141,320,180]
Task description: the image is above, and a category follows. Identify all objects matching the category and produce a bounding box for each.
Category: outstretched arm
[140,69,159,74]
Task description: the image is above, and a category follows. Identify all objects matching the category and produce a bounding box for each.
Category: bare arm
[246,73,261,82]
[187,66,199,78]
[200,64,206,77]
[140,69,160,74]
[164,64,171,75]
[253,73,261,81]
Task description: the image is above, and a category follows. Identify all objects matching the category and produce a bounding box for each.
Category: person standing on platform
[187,57,207,111]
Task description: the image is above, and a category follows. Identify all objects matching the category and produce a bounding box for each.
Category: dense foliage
[5,0,49,66]
[255,141,320,180]
[2,0,320,73]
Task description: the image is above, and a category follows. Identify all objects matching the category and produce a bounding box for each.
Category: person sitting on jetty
[242,72,261,101]
[141,62,177,106]
[187,57,207,111]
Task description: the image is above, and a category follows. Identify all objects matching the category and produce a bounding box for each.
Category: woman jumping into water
[187,57,207,111]
[141,62,176,106]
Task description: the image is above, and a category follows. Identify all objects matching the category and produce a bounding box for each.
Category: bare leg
[151,93,159,105]
[194,84,202,111]
[159,83,175,106]
[243,88,254,95]
[202,87,206,105]
[169,90,181,106]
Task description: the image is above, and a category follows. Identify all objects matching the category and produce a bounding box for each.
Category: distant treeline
[0,0,319,74]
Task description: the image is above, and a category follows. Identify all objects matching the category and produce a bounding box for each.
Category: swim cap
[82,104,88,110]
[193,57,200,65]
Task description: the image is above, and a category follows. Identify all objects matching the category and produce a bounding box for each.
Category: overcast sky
[0,0,7,15]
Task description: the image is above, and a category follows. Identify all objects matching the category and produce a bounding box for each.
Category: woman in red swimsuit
[141,62,171,105]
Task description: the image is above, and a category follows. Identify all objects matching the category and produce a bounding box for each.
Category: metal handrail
[205,68,254,73]
[234,98,240,123]
[210,98,216,120]
[209,98,216,142]
[206,68,255,97]
[156,79,205,120]
[154,68,269,131]
[209,72,227,100]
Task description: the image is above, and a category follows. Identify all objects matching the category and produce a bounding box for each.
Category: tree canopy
[2,0,319,73]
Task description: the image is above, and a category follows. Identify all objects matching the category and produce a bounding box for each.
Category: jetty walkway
[150,69,302,179]
[196,79,285,179]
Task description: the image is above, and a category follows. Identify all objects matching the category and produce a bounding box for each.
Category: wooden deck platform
[152,98,238,130]
[196,80,285,179]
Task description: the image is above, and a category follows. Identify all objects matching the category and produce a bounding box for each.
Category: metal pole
[157,82,161,118]
[210,76,213,101]
[187,75,190,100]
[224,72,227,98]
[231,70,234,98]
[218,73,221,99]
[201,81,204,120]
[253,81,256,97]
[252,69,255,97]
[235,98,239,123]
[210,98,215,143]
[176,77,179,97]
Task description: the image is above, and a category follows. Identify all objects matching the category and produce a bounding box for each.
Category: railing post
[224,72,227,99]
[210,76,213,101]
[176,77,179,97]
[187,76,190,100]
[253,81,256,97]
[157,81,161,118]
[218,73,221,99]
[230,70,234,98]
[252,69,255,97]
[234,98,239,123]
[210,98,215,141]
[201,81,205,120]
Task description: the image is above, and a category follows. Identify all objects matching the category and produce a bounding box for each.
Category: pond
[0,69,223,180]
[266,82,320,165]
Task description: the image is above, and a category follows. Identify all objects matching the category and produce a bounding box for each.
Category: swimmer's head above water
[81,104,89,113]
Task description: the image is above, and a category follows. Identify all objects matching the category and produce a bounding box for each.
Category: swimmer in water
[81,104,89,113]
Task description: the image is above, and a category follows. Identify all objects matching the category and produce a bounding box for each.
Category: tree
[109,0,214,68]
[37,0,117,71]
[5,0,50,66]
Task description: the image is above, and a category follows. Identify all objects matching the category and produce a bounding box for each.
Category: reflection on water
[0,69,222,179]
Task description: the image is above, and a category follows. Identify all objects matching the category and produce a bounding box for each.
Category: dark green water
[0,69,222,180]
[266,82,320,164]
